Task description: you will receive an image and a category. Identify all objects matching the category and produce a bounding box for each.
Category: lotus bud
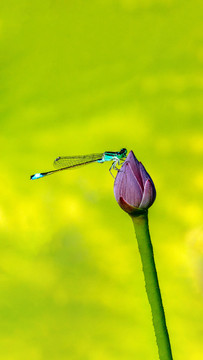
[114,150,156,215]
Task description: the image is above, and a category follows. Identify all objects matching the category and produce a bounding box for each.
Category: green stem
[131,212,173,360]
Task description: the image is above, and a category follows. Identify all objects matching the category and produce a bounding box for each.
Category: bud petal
[118,196,139,214]
[139,162,154,188]
[126,151,144,190]
[114,162,143,208]
[139,179,156,209]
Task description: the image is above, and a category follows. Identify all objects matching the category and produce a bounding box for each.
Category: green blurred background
[0,0,202,359]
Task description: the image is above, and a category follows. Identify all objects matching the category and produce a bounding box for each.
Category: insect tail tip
[30,173,44,180]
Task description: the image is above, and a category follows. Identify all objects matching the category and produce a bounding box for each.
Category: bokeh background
[0,0,203,359]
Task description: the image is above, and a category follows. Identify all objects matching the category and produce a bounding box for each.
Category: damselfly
[30,148,127,180]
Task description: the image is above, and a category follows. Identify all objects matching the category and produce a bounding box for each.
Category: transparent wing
[53,153,104,169]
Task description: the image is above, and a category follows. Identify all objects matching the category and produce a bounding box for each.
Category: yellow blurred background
[0,0,202,359]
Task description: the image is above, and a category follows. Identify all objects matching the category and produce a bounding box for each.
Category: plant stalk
[131,212,173,360]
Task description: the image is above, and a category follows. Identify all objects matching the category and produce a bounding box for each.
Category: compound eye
[120,148,127,155]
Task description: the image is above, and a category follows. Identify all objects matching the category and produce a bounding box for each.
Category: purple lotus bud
[114,150,156,215]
